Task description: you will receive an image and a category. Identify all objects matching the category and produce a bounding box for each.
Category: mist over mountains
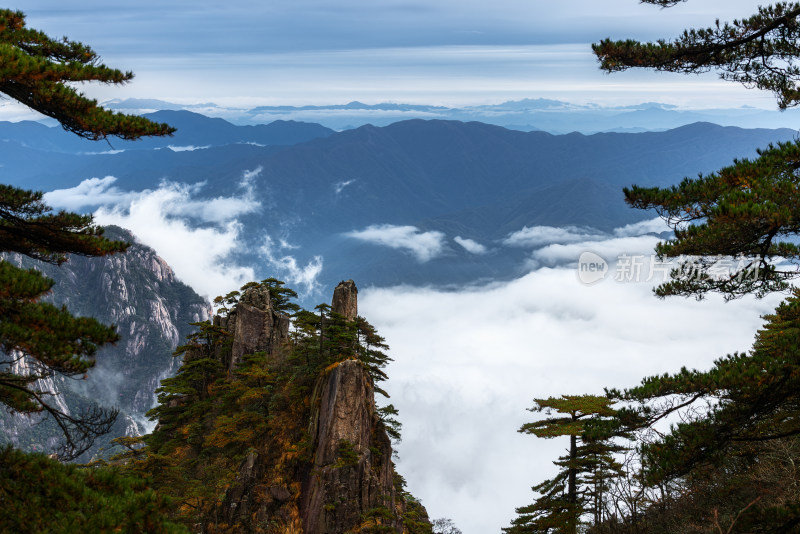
[5,109,795,302]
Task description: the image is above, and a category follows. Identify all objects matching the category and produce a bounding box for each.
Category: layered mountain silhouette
[6,112,796,297]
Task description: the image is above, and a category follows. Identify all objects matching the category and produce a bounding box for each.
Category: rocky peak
[218,284,290,372]
[0,226,211,460]
[207,279,430,533]
[301,358,398,533]
[332,279,358,321]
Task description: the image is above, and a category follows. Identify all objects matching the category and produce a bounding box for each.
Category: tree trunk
[568,433,578,534]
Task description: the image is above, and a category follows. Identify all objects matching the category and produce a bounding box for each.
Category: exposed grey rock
[0,226,210,459]
[224,285,290,371]
[301,359,398,533]
[332,279,358,321]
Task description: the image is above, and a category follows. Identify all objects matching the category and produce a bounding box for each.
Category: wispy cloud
[502,218,672,270]
[530,236,662,267]
[260,236,323,296]
[166,145,210,152]
[503,225,605,248]
[241,166,263,182]
[613,217,671,237]
[453,236,487,255]
[334,179,356,194]
[93,196,254,301]
[345,224,446,262]
[43,176,138,211]
[44,171,261,224]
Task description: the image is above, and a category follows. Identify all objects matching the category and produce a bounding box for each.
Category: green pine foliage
[0,9,173,140]
[0,8,178,532]
[260,277,302,315]
[506,395,625,534]
[565,3,800,532]
[0,205,122,460]
[623,139,800,300]
[593,2,800,109]
[593,2,800,301]
[608,288,800,486]
[394,473,435,534]
[0,10,173,459]
[0,446,186,533]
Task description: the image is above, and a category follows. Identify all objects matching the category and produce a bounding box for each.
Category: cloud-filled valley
[40,157,782,532]
[361,266,784,532]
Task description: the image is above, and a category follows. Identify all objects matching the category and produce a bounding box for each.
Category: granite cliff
[0,226,210,459]
[141,279,431,533]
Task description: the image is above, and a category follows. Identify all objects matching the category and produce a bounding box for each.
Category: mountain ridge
[102,97,800,133]
[6,117,796,297]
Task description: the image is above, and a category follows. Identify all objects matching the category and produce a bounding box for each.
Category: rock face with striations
[214,284,290,372]
[331,279,358,321]
[0,226,210,459]
[301,358,397,532]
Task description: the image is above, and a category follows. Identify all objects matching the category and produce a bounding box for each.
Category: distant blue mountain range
[102,97,800,134]
[7,110,797,300]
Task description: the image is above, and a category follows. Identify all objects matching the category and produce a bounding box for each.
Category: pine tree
[0,9,173,459]
[608,288,800,485]
[583,4,800,530]
[0,446,186,533]
[593,1,800,110]
[593,1,800,300]
[0,9,173,140]
[505,395,624,534]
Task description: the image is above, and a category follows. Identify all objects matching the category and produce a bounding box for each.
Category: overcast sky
[14,1,785,108]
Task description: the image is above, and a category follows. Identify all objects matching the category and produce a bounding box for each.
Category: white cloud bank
[44,173,261,224]
[613,217,671,237]
[504,217,669,252]
[361,269,784,534]
[530,235,663,267]
[43,176,139,211]
[93,194,255,301]
[345,224,447,262]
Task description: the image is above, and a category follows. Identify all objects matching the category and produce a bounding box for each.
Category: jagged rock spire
[331,279,358,321]
[222,284,289,372]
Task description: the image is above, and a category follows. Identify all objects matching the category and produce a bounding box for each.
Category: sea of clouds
[361,269,783,532]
